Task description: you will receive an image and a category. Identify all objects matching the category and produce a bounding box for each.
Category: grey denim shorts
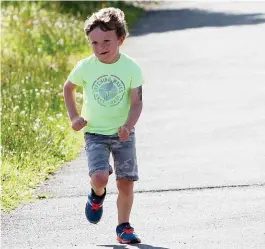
[84,132,139,181]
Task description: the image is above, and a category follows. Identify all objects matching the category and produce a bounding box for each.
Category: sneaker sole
[117,236,141,244]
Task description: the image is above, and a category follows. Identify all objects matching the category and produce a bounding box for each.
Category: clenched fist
[118,125,130,142]
[71,116,87,131]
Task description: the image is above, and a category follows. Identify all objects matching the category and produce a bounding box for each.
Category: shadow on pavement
[130,8,265,36]
[97,244,170,249]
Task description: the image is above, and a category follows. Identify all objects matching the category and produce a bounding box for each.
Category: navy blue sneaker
[116,223,141,244]
[85,188,106,224]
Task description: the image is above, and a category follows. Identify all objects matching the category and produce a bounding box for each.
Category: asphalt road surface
[2,2,265,249]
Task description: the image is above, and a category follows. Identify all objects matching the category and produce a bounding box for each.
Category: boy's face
[88,27,124,64]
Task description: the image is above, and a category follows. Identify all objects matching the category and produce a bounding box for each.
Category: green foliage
[1,1,144,211]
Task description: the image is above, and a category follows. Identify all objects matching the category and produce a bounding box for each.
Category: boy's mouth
[100,51,109,55]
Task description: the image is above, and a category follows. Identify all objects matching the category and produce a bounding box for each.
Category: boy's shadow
[97,244,170,249]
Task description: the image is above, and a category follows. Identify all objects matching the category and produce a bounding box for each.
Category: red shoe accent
[91,202,102,211]
[117,236,130,244]
[123,228,133,234]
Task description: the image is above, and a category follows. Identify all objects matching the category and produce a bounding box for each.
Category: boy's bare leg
[90,171,109,196]
[116,179,134,224]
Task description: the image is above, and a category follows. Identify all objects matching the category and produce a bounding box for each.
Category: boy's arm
[118,86,143,141]
[125,86,143,130]
[63,80,87,131]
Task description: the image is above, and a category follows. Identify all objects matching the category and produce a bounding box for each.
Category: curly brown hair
[84,7,129,39]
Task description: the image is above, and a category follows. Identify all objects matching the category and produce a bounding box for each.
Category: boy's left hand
[118,125,130,142]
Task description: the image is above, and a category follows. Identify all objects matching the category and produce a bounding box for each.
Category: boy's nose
[99,42,107,49]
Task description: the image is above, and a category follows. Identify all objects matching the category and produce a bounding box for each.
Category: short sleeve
[67,61,84,86]
[130,64,144,89]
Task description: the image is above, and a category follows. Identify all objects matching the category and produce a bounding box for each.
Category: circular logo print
[92,75,125,107]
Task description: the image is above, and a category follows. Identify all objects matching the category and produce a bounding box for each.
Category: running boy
[63,7,144,244]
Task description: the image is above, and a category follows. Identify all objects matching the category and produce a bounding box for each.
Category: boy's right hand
[71,116,87,131]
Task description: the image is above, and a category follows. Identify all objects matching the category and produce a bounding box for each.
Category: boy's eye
[91,41,97,45]
[104,40,110,43]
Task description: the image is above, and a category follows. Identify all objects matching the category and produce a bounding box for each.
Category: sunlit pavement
[2,2,265,249]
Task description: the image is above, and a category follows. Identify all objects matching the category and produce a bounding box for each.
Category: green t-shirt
[67,53,144,135]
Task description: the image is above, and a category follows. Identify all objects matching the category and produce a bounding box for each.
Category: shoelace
[123,228,134,234]
[91,202,102,211]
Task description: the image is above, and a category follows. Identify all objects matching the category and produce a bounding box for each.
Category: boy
[63,7,144,244]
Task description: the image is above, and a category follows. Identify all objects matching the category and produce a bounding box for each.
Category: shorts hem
[89,168,110,177]
[116,175,139,181]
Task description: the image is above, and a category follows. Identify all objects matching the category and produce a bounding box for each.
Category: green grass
[1,1,145,212]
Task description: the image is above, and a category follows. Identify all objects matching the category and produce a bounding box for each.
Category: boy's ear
[118,35,126,45]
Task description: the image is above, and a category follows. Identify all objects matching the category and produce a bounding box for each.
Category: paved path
[2,2,265,249]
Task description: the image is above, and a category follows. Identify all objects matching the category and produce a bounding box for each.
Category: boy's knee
[91,172,109,187]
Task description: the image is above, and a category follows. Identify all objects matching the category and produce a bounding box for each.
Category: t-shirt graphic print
[92,75,125,107]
